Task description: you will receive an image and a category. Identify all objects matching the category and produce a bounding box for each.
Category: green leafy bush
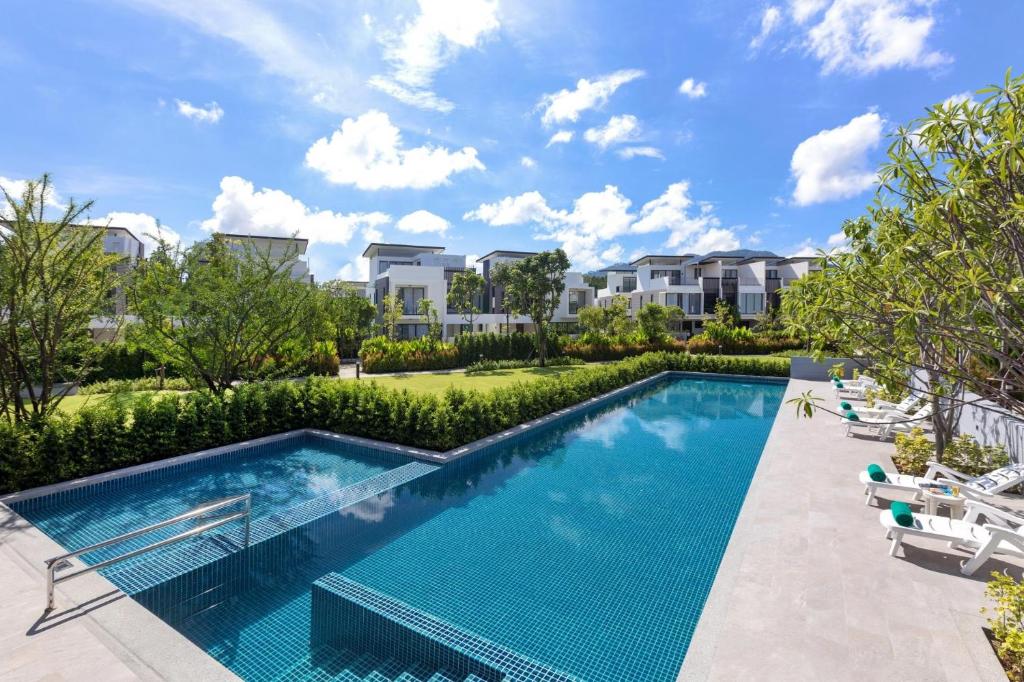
[464,356,585,374]
[560,339,686,362]
[984,572,1024,680]
[79,377,192,394]
[0,352,787,493]
[454,332,538,364]
[359,336,461,373]
[893,428,1009,477]
[687,333,803,355]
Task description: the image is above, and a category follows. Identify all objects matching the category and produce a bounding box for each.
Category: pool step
[272,645,482,682]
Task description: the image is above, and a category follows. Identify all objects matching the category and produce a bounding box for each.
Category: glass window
[397,287,425,315]
[568,290,583,314]
[622,276,637,292]
[723,268,738,279]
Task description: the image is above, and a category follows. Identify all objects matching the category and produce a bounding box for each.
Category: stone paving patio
[679,378,1017,681]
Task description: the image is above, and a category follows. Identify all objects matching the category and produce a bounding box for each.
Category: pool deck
[679,378,1016,681]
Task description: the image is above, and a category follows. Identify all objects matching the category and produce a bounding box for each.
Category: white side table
[922,489,966,519]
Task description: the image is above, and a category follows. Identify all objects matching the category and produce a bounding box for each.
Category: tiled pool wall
[312,574,577,682]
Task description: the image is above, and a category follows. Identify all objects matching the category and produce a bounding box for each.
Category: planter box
[790,356,870,381]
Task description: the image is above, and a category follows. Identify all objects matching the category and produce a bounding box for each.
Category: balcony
[739,277,762,286]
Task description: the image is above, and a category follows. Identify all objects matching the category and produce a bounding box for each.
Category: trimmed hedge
[686,335,804,355]
[560,339,687,362]
[360,333,542,374]
[0,352,788,494]
[464,356,585,374]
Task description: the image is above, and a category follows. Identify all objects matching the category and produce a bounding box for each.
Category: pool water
[18,376,785,681]
[18,436,399,567]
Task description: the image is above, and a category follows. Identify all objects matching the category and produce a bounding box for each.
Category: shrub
[984,572,1024,680]
[79,377,192,394]
[359,336,461,373]
[560,339,686,362]
[454,332,538,364]
[0,352,787,494]
[687,333,803,356]
[464,356,585,374]
[893,428,1009,477]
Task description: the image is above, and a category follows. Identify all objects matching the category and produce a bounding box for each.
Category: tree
[490,262,521,334]
[381,294,402,341]
[319,281,376,359]
[0,174,124,421]
[583,273,607,290]
[418,297,442,341]
[128,235,316,393]
[578,296,632,342]
[501,249,570,366]
[447,270,485,330]
[635,302,683,342]
[714,299,741,328]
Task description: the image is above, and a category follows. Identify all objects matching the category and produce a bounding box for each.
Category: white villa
[363,243,594,341]
[595,250,822,336]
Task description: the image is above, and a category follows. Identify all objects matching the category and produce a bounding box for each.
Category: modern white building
[215,233,314,283]
[595,249,821,336]
[89,225,146,341]
[362,243,594,340]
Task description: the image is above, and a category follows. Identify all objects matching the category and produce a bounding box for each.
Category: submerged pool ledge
[312,573,579,682]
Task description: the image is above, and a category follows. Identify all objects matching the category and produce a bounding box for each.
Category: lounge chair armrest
[925,461,969,482]
[982,525,1024,550]
[968,501,1024,528]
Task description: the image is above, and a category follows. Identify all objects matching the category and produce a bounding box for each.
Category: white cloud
[790,111,884,206]
[200,176,390,245]
[678,78,707,99]
[750,6,783,49]
[465,181,734,269]
[546,130,574,146]
[790,0,827,23]
[0,175,64,219]
[369,0,500,112]
[789,238,818,257]
[395,209,450,235]
[463,190,559,227]
[89,212,182,254]
[520,155,537,168]
[305,110,484,190]
[337,258,369,282]
[127,1,364,112]
[175,99,224,123]
[537,69,645,126]
[805,0,950,75]
[583,114,640,149]
[942,91,975,107]
[361,224,384,243]
[617,146,664,160]
[827,229,849,247]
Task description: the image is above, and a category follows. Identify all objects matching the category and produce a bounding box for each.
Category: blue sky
[1,0,1020,279]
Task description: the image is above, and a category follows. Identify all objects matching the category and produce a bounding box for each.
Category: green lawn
[54,390,182,415]
[356,365,592,395]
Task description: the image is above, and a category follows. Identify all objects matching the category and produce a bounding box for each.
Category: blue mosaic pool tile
[312,573,577,682]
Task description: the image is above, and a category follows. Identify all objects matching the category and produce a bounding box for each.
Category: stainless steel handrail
[44,493,251,611]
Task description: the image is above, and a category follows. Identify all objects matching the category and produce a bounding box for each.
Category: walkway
[680,378,1016,681]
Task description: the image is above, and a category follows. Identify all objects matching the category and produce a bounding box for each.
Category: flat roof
[475,249,538,262]
[599,262,637,272]
[628,254,696,266]
[362,242,445,258]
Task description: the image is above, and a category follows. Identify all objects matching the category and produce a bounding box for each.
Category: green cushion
[832,376,841,383]
[846,411,860,421]
[891,501,914,527]
[867,463,886,482]
[835,380,845,388]
[840,401,852,411]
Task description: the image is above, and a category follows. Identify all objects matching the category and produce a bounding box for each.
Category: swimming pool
[13,375,785,681]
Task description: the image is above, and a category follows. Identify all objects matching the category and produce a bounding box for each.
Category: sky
[1,0,1021,280]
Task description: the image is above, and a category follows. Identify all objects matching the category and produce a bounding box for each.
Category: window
[766,269,779,279]
[650,269,681,285]
[397,286,425,315]
[694,267,702,278]
[396,323,429,340]
[739,293,765,314]
[621,276,637,292]
[723,268,738,279]
[568,290,583,314]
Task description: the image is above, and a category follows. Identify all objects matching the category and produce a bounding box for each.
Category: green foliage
[79,377,191,394]
[446,270,486,325]
[418,297,442,340]
[0,352,788,493]
[128,234,318,393]
[359,336,460,373]
[497,250,571,365]
[318,281,376,359]
[561,338,685,362]
[893,428,1009,477]
[577,297,634,344]
[0,174,125,421]
[454,332,538,364]
[380,294,403,341]
[635,302,683,342]
[687,329,801,355]
[984,572,1024,680]
[714,299,741,327]
[464,356,584,374]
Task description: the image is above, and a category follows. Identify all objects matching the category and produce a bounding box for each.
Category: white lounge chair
[879,500,1024,575]
[843,404,933,439]
[833,378,877,400]
[844,395,921,420]
[859,460,1024,504]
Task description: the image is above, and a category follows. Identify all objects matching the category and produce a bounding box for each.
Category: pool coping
[0,369,787,681]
